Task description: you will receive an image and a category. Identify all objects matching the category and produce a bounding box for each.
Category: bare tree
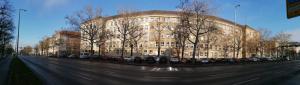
[172,1,192,60]
[219,30,233,58]
[66,6,104,55]
[20,45,32,55]
[257,28,271,57]
[204,26,220,58]
[96,29,111,56]
[273,32,291,58]
[178,0,216,62]
[232,28,243,58]
[0,0,14,57]
[128,25,144,57]
[114,10,140,60]
[152,20,164,57]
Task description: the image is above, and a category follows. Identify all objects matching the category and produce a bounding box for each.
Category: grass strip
[8,57,43,85]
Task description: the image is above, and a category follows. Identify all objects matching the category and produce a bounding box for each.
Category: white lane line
[78,75,93,80]
[233,77,260,85]
[208,73,233,77]
[148,76,178,79]
[78,72,90,77]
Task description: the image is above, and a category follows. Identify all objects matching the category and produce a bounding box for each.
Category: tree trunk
[130,44,133,56]
[98,45,101,56]
[181,46,185,60]
[121,35,126,60]
[157,44,161,57]
[90,42,94,55]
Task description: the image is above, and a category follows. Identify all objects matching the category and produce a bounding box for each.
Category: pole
[16,9,26,57]
[233,4,240,58]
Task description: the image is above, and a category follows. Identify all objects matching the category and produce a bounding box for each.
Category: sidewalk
[0,57,12,85]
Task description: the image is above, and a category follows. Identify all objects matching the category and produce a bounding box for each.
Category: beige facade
[81,10,260,59]
[48,30,81,57]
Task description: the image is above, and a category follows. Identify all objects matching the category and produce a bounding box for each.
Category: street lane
[0,57,12,85]
[20,56,300,85]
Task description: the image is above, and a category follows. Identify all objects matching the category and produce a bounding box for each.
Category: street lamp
[233,3,240,58]
[16,9,27,57]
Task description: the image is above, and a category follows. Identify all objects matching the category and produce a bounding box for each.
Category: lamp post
[16,9,26,57]
[233,3,240,58]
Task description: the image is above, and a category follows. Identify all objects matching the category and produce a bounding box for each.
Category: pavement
[0,57,12,85]
[19,56,300,85]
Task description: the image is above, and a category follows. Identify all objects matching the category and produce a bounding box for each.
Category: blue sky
[11,0,300,47]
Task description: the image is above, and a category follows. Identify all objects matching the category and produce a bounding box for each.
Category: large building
[81,10,260,59]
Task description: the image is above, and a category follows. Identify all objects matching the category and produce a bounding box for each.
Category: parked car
[249,57,260,62]
[68,54,77,58]
[158,56,168,64]
[199,58,209,64]
[239,58,250,63]
[134,56,142,64]
[208,58,217,63]
[79,52,90,59]
[124,56,134,63]
[170,57,180,64]
[215,58,230,63]
[145,56,156,64]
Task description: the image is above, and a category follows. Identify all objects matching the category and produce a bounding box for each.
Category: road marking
[78,72,90,77]
[208,73,233,77]
[233,77,260,85]
[148,76,178,79]
[78,75,92,80]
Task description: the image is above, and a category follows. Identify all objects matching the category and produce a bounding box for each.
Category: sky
[10,0,300,47]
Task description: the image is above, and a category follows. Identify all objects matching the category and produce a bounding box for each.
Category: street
[0,57,12,85]
[19,56,300,85]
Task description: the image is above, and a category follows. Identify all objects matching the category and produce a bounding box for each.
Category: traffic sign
[287,0,300,19]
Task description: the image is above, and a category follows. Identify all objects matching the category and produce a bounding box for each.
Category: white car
[249,57,260,62]
[170,57,180,64]
[124,56,134,62]
[79,52,90,59]
[200,58,209,63]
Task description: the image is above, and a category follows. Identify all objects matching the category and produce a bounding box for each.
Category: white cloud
[286,29,300,42]
[44,0,69,8]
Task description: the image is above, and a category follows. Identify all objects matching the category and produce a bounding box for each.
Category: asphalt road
[19,56,300,85]
[0,57,12,85]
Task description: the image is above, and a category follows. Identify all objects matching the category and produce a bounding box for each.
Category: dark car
[134,56,142,64]
[239,58,250,63]
[208,58,217,63]
[145,56,156,64]
[158,56,168,64]
[215,58,228,63]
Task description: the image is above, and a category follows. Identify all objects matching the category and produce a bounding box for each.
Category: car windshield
[1,0,300,85]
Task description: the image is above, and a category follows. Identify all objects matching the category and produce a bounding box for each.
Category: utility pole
[16,9,26,57]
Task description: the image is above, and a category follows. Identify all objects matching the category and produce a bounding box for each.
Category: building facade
[48,30,81,57]
[81,10,260,59]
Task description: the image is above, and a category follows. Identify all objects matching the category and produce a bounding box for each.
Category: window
[140,44,143,47]
[144,50,147,53]
[161,42,164,46]
[156,42,159,47]
[200,44,204,48]
[171,42,175,46]
[166,42,169,46]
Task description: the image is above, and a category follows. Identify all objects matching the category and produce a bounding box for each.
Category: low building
[49,30,80,57]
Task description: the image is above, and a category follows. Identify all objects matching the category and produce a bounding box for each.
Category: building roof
[57,30,80,38]
[104,10,249,28]
[84,10,257,31]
